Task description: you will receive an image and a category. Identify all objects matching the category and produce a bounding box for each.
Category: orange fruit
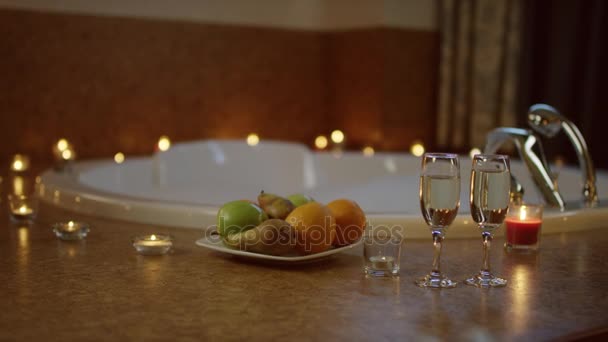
[327,199,366,246]
[285,202,336,255]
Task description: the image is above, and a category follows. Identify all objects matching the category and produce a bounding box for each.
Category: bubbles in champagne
[420,175,461,229]
[470,168,510,228]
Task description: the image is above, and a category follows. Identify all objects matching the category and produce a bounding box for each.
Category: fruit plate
[195,234,363,264]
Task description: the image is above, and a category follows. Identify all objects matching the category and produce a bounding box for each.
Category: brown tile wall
[328,28,439,150]
[0,8,438,164]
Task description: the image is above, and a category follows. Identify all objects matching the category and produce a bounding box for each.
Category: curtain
[436,0,522,151]
[519,0,608,168]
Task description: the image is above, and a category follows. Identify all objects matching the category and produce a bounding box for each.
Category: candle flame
[314,135,328,149]
[68,221,74,228]
[246,133,259,146]
[469,147,481,159]
[13,160,23,171]
[61,149,73,160]
[157,136,171,151]
[19,205,27,214]
[519,206,528,221]
[114,152,125,164]
[330,130,345,144]
[151,234,157,241]
[57,139,69,151]
[410,141,425,157]
[11,154,29,172]
[362,145,375,157]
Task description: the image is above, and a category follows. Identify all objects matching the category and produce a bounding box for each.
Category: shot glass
[505,203,543,251]
[363,227,403,277]
[8,194,38,222]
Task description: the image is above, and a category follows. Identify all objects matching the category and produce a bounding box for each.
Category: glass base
[53,227,90,241]
[465,271,507,288]
[364,266,399,277]
[415,272,457,288]
[10,214,36,224]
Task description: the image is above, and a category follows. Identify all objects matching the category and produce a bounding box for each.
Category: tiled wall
[328,28,438,150]
[0,8,438,163]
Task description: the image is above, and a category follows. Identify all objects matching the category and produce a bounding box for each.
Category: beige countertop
[1,195,608,340]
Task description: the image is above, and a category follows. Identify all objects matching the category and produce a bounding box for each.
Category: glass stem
[481,231,492,274]
[431,231,443,276]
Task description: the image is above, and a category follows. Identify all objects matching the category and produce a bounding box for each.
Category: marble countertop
[1,198,608,340]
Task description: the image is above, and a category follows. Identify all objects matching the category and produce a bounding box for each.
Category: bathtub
[38,140,608,238]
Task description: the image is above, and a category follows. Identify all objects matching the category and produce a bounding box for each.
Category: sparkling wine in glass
[416,153,460,288]
[466,154,511,288]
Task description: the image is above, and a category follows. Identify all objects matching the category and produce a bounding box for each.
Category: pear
[223,219,298,256]
[257,191,296,219]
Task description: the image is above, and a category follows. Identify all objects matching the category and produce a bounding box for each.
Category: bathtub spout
[484,127,565,209]
[527,104,598,206]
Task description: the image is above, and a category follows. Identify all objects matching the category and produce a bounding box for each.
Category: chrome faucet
[527,104,598,206]
[484,127,566,209]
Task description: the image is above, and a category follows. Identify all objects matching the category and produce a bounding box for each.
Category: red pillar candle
[505,218,542,245]
[504,204,543,250]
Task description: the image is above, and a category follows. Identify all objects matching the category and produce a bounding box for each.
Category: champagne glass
[466,154,511,287]
[416,153,460,288]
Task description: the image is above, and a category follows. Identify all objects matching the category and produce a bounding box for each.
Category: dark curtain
[519,0,608,168]
[437,0,521,151]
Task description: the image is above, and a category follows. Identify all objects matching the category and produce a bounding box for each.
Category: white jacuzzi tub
[38,140,608,238]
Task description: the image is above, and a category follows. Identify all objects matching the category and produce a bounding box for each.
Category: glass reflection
[511,264,531,334]
[416,291,452,339]
[17,226,30,268]
[56,240,87,258]
[13,175,24,196]
[15,225,31,301]
[138,255,168,288]
[575,243,588,275]
[506,251,539,335]
[361,275,400,297]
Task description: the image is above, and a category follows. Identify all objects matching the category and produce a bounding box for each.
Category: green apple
[217,200,268,237]
[287,194,315,207]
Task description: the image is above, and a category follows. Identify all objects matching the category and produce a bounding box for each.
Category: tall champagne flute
[466,154,511,287]
[416,153,460,288]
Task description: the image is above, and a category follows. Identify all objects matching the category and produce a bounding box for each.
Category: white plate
[195,234,363,264]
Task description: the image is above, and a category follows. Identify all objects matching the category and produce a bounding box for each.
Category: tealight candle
[53,221,90,241]
[52,138,70,159]
[133,234,172,255]
[505,204,543,251]
[11,154,30,172]
[363,230,402,277]
[8,195,38,222]
[330,129,345,154]
[52,138,76,171]
[369,256,395,270]
[14,205,33,217]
